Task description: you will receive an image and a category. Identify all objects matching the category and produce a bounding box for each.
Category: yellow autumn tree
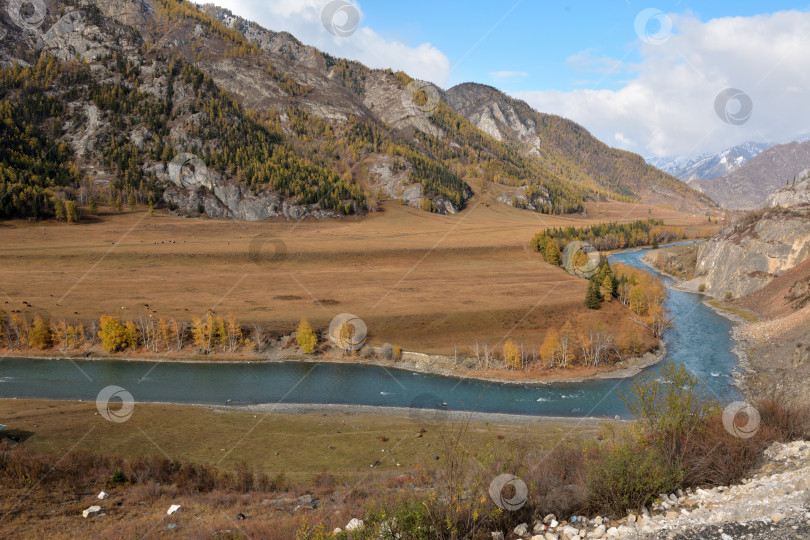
[191,314,215,353]
[540,329,560,366]
[28,315,53,349]
[98,315,127,352]
[296,318,317,354]
[124,321,139,350]
[503,340,522,370]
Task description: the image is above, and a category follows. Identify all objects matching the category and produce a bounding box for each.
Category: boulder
[345,518,364,531]
[513,523,529,536]
[97,491,109,500]
[82,505,102,518]
[167,504,182,515]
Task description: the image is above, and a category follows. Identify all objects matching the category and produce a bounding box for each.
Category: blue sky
[359,0,808,92]
[216,0,810,158]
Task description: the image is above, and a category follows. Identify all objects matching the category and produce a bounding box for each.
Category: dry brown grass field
[0,199,716,355]
[0,399,609,538]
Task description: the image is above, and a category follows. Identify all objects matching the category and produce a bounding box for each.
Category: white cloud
[514,10,810,158]
[209,0,450,87]
[490,70,529,79]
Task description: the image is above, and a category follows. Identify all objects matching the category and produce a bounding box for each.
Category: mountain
[647,141,770,182]
[443,83,714,210]
[692,141,810,209]
[0,0,712,222]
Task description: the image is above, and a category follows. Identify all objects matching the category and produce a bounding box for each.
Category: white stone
[491,532,504,540]
[332,529,342,534]
[592,524,606,538]
[514,523,529,536]
[167,504,182,515]
[543,514,557,524]
[82,505,101,518]
[345,518,364,531]
[544,533,559,540]
[562,525,578,537]
[97,491,109,500]
[550,519,559,528]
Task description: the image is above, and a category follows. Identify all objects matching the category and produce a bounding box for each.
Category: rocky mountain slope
[0,0,712,223]
[648,141,770,183]
[444,83,714,210]
[693,141,810,209]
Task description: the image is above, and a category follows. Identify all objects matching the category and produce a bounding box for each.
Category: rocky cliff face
[691,178,810,298]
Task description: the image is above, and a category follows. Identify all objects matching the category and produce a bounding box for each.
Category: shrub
[366,499,432,540]
[621,363,717,451]
[725,291,733,300]
[678,415,766,487]
[111,469,128,484]
[698,283,706,293]
[757,396,810,441]
[586,437,680,515]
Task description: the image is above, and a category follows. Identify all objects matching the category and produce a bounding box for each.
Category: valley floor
[0,199,705,368]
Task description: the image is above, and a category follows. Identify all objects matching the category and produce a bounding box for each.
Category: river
[0,246,742,418]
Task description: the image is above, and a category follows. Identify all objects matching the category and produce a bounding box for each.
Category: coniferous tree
[545,240,562,266]
[585,279,603,309]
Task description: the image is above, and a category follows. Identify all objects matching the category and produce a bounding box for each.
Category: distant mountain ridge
[647,142,770,182]
[692,140,810,209]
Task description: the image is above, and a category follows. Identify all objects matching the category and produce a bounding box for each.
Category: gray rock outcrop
[766,174,810,208]
[692,211,810,298]
[690,176,810,298]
